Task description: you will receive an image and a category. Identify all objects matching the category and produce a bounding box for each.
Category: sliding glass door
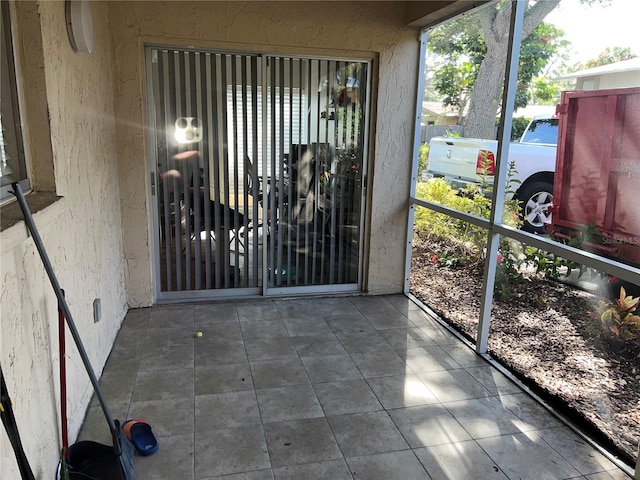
[146,46,370,299]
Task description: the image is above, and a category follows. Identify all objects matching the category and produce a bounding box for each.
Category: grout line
[238,301,275,473]
[192,304,197,480]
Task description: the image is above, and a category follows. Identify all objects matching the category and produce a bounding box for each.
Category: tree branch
[482,0,562,45]
[478,3,501,46]
[522,0,561,38]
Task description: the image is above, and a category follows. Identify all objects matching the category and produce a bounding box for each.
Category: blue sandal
[122,419,159,456]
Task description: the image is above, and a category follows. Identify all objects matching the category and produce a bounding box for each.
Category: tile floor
[78,294,633,479]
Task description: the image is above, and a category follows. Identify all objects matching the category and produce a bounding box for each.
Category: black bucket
[66,441,126,479]
[60,425,135,480]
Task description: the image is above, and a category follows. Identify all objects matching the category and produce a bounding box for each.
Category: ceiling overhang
[405,0,492,28]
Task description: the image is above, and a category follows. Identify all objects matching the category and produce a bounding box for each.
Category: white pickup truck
[426,116,557,233]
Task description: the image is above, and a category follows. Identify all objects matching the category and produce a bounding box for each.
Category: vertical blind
[149,47,368,294]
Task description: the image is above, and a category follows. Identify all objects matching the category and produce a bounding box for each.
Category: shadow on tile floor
[78,295,633,480]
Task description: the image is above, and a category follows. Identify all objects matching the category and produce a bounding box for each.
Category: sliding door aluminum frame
[263,53,373,297]
[146,44,372,300]
[407,4,640,475]
[146,45,263,302]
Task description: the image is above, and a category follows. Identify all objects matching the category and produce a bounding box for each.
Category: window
[1,1,29,201]
[520,117,558,145]
[226,85,308,183]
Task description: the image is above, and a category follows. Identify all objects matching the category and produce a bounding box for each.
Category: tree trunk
[464,0,561,139]
[464,48,507,139]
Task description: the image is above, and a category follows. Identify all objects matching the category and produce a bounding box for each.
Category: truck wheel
[517,181,553,234]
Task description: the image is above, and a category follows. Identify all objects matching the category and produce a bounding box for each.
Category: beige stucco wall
[109,1,420,305]
[0,2,127,477]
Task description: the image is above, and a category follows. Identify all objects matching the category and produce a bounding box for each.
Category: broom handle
[58,291,69,453]
[11,183,121,456]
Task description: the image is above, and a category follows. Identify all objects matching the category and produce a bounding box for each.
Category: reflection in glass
[488,237,639,464]
[148,48,368,293]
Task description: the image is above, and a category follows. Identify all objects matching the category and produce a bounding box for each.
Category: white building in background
[558,57,640,90]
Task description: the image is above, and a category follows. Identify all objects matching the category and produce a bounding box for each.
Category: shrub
[496,117,531,141]
[414,175,594,301]
[510,117,531,141]
[495,238,525,301]
[592,287,640,342]
[418,143,429,178]
[414,179,492,268]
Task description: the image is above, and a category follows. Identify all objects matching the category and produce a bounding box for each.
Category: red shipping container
[551,87,640,266]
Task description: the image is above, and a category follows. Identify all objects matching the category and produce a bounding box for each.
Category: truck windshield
[521,118,558,145]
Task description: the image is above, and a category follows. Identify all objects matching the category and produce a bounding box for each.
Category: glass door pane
[147,47,369,298]
[148,47,263,296]
[264,57,368,291]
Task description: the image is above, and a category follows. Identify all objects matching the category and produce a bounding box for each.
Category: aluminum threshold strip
[405,291,636,479]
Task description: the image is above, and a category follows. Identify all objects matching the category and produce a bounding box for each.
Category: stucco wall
[0,2,127,477]
[108,1,420,305]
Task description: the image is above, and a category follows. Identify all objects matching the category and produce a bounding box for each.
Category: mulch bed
[410,239,640,465]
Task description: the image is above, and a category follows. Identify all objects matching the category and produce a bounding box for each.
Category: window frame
[1,1,30,202]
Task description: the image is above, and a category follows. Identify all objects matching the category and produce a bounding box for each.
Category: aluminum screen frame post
[405,29,429,295]
[476,0,525,355]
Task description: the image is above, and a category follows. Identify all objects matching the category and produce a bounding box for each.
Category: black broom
[11,183,134,480]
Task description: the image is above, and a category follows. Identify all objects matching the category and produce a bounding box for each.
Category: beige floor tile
[83,298,633,480]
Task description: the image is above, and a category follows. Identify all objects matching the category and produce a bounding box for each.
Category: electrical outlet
[93,298,101,323]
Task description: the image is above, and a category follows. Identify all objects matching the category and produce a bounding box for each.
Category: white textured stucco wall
[0,2,127,478]
[109,1,420,305]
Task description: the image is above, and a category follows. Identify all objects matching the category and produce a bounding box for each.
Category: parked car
[425,115,558,233]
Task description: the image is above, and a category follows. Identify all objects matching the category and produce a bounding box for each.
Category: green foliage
[502,161,523,228]
[443,129,462,138]
[414,178,519,268]
[592,287,640,341]
[427,19,483,117]
[498,117,531,141]
[493,239,586,301]
[512,117,531,141]
[418,143,429,178]
[432,61,477,115]
[531,77,558,105]
[495,239,525,301]
[522,246,580,280]
[414,167,582,302]
[427,15,485,64]
[478,159,522,227]
[581,46,637,69]
[567,222,602,249]
[492,162,528,299]
[414,179,490,267]
[513,22,566,109]
[427,16,566,116]
[414,172,618,303]
[476,150,495,191]
[431,251,460,268]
